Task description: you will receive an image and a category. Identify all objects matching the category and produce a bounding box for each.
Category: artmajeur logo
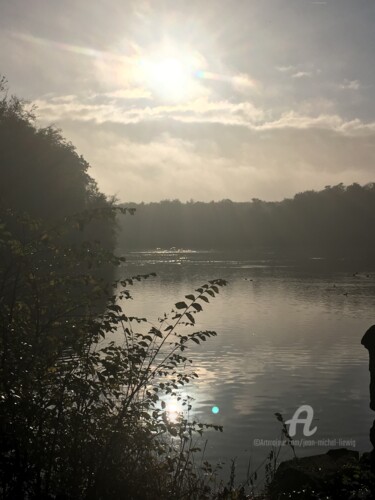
[254,405,356,448]
[285,405,317,437]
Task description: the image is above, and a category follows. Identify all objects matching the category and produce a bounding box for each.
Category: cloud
[275,66,318,79]
[57,106,375,203]
[68,131,237,202]
[339,79,361,91]
[49,95,77,103]
[255,111,375,134]
[32,93,375,139]
[292,71,313,79]
[102,88,153,100]
[31,94,265,127]
[232,73,260,94]
[29,89,375,203]
[2,0,375,206]
[276,66,294,73]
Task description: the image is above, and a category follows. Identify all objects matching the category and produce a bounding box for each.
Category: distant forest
[119,183,375,257]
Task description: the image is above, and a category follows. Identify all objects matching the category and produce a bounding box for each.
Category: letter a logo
[285,405,317,437]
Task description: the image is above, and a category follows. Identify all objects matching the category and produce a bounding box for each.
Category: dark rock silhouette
[269,449,359,499]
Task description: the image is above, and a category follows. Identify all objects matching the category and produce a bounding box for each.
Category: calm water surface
[116,250,375,485]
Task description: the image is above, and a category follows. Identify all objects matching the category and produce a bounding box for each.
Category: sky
[1,0,375,202]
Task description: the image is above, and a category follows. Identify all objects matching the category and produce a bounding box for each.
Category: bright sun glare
[138,50,201,101]
[151,58,188,88]
[165,399,183,423]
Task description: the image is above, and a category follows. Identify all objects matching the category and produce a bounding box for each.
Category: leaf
[185,294,195,301]
[150,327,163,338]
[191,303,203,312]
[175,301,187,310]
[186,312,195,324]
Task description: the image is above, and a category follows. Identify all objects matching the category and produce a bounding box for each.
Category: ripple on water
[117,253,375,480]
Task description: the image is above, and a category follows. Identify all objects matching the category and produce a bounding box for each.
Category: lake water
[117,250,375,488]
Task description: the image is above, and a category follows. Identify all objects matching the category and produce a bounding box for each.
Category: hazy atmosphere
[2,0,375,201]
[2,2,375,499]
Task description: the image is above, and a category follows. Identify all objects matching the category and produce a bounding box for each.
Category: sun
[152,57,188,88]
[138,50,202,101]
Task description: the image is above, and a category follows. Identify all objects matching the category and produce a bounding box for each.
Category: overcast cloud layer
[1,0,375,202]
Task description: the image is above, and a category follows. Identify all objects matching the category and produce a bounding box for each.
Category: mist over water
[117,250,375,483]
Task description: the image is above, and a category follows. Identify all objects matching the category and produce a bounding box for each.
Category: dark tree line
[118,183,375,257]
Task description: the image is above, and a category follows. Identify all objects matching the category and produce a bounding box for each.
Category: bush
[0,208,227,499]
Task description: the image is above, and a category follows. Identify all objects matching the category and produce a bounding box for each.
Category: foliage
[0,207,228,499]
[0,77,116,258]
[274,412,297,460]
[118,183,375,257]
[0,78,234,499]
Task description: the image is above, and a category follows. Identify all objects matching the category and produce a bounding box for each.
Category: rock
[269,448,359,499]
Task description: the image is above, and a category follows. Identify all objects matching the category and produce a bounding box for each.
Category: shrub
[0,208,227,499]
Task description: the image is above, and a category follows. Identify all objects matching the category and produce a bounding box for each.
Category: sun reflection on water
[165,399,184,424]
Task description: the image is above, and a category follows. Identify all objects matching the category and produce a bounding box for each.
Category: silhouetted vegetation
[0,77,116,259]
[0,207,230,499]
[118,183,375,258]
[0,80,234,499]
